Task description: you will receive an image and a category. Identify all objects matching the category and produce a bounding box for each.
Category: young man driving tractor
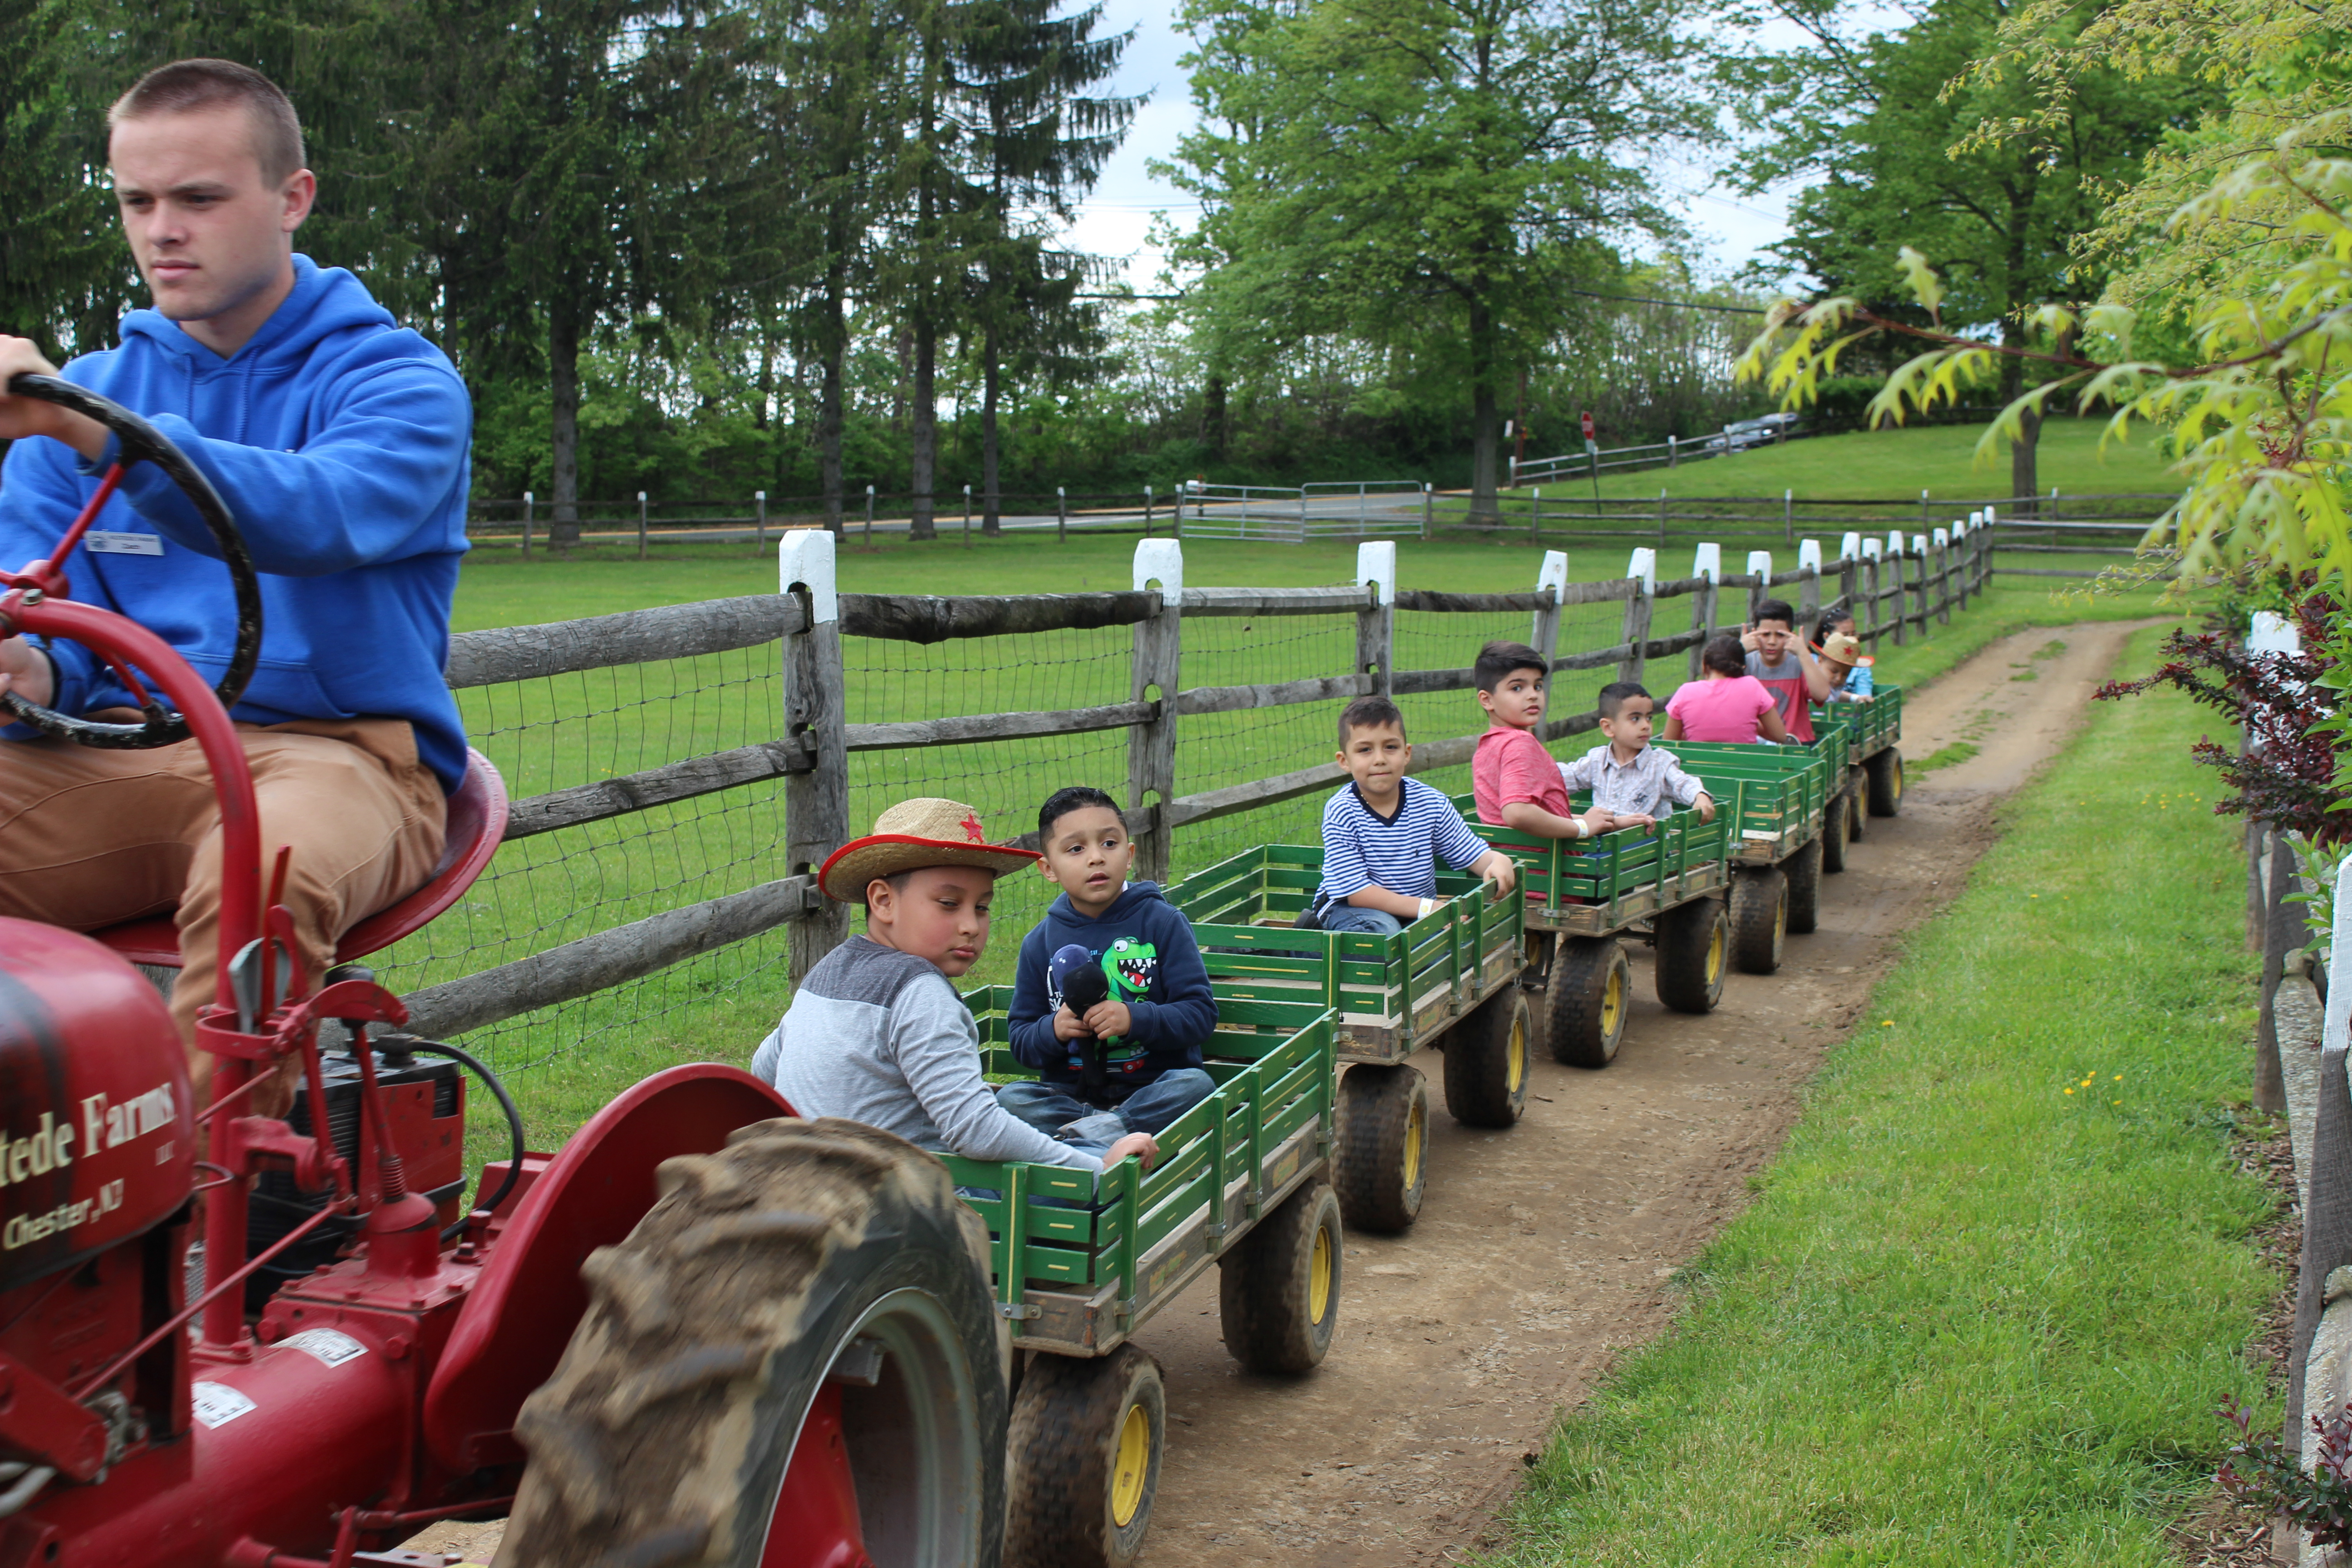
[0,60,470,1111]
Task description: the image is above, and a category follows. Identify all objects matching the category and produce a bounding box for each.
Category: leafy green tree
[957,0,1131,532]
[407,0,768,546]
[1726,0,2216,503]
[1167,0,1712,520]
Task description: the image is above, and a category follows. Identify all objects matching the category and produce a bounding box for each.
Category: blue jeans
[1313,904,1404,936]
[996,1068,1218,1148]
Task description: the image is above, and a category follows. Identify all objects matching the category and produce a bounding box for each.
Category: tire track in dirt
[1123,619,2159,1567]
[412,618,2156,1568]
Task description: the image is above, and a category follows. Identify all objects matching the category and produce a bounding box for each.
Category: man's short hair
[1039,785,1121,840]
[110,59,306,186]
[1339,695,1406,747]
[1475,640,1548,694]
[1701,633,1748,678]
[1754,598,1797,630]
[1597,681,1651,720]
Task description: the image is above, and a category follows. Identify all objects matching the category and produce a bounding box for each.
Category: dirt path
[1120,618,2156,1568]
[414,619,2153,1568]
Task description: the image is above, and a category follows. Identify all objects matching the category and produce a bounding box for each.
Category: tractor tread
[500,1117,1005,1568]
[1443,988,1532,1127]
[1546,937,1630,1068]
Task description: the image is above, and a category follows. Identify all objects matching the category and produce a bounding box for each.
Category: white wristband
[1417,897,1437,918]
[1574,818,1589,838]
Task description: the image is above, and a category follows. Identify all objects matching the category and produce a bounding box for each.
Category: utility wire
[1076,285,1770,315]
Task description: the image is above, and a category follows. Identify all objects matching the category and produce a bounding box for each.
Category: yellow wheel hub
[1402,1095,1425,1191]
[1506,1010,1526,1092]
[1308,1222,1333,1324]
[1600,963,1623,1036]
[1111,1403,1151,1528]
[1705,918,1724,985]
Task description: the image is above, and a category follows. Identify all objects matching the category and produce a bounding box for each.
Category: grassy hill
[1508,416,2176,503]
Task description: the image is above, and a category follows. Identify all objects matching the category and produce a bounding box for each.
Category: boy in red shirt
[1470,641,1622,837]
[1739,598,1833,742]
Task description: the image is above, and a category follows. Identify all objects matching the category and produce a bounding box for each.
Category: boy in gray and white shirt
[751,795,1158,1174]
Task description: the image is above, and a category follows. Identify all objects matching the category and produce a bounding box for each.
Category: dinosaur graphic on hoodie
[1009,882,1216,1100]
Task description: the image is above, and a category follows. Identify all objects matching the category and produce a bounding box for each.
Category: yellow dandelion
[2065,1088,2075,1095]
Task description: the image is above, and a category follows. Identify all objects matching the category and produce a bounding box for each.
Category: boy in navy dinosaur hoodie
[1000,787,1220,1146]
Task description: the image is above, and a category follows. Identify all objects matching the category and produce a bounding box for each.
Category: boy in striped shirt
[1302,695,1517,936]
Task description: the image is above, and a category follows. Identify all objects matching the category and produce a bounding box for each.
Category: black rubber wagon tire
[1545,936,1630,1068]
[1785,836,1823,936]
[1867,748,1905,817]
[501,1117,1007,1568]
[1729,865,1787,975]
[1004,1345,1166,1568]
[1443,986,1532,1128]
[1652,897,1727,1015]
[1333,1063,1430,1234]
[1845,769,1868,843]
[1821,788,1850,873]
[1218,1181,1343,1375]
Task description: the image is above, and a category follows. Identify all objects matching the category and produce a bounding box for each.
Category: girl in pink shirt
[1662,634,1791,744]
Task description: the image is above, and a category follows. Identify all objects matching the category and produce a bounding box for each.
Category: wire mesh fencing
[374,639,798,1075]
[384,527,1995,1083]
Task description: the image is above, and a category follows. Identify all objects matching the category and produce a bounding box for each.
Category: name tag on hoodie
[85,532,164,557]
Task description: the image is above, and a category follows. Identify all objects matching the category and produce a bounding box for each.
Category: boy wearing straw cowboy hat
[750,797,1160,1173]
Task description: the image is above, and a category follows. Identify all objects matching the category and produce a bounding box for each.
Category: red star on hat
[960,811,986,842]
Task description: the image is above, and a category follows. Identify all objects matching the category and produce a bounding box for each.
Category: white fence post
[1129,539,1185,883]
[1619,547,1656,686]
[779,529,846,985]
[1357,541,1397,698]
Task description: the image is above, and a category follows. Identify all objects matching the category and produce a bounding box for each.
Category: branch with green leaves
[1738,147,2352,584]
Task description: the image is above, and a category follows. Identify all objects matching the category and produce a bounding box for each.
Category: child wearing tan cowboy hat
[1816,631,1876,705]
[750,796,1160,1173]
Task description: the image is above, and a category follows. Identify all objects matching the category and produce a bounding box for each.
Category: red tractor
[0,376,1004,1568]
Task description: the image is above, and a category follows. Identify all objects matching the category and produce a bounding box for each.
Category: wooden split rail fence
[395,523,1996,1051]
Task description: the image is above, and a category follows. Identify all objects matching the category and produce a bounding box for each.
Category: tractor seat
[95,749,508,970]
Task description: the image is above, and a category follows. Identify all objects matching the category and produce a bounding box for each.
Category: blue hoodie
[1007,881,1219,1093]
[0,255,472,794]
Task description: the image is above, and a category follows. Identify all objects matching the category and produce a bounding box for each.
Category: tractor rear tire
[1652,897,1727,1015]
[1443,987,1532,1128]
[1845,770,1867,843]
[1785,836,1823,936]
[1219,1181,1343,1374]
[1866,747,1904,817]
[1546,937,1630,1068]
[1005,1346,1165,1568]
[1821,788,1850,873]
[1334,1063,1429,1233]
[501,1117,1006,1568]
[1729,866,1787,975]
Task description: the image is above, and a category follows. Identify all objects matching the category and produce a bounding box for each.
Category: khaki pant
[0,718,447,1102]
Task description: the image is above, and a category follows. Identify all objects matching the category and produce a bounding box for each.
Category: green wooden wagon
[1816,683,1906,869]
[1451,788,1742,1069]
[1660,734,1845,975]
[1161,845,1530,1235]
[952,986,1342,1565]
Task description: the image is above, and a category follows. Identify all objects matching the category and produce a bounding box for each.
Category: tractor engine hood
[0,921,194,1294]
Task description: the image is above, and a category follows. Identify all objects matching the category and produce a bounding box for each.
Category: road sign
[1579,410,1596,441]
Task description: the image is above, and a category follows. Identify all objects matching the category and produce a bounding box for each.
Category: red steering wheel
[1,371,262,748]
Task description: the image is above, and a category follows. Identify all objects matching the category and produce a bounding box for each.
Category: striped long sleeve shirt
[1313,778,1490,911]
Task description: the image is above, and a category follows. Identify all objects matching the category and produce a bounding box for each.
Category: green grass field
[1506,416,2177,503]
[414,511,2188,1170]
[1482,626,2274,1565]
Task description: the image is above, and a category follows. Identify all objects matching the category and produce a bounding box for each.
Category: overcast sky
[1054,0,1905,295]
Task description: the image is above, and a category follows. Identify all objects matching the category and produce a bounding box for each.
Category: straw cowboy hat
[1820,632,1865,665]
[818,797,1042,903]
